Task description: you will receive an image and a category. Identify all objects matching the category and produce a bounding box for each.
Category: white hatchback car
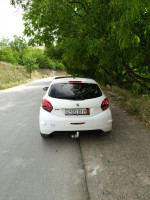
[39,77,112,138]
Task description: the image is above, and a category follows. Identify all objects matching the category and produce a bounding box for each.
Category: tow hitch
[71,132,80,138]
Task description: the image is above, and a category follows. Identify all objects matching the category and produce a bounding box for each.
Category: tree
[0,36,28,65]
[10,35,27,52]
[45,42,64,62]
[10,35,28,65]
[30,48,51,69]
[11,0,150,93]
[22,48,38,78]
[0,38,10,49]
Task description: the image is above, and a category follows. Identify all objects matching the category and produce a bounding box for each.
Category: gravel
[80,95,150,200]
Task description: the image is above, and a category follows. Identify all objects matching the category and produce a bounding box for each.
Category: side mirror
[43,87,49,91]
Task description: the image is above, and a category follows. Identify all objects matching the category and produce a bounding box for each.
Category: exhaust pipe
[71,131,80,138]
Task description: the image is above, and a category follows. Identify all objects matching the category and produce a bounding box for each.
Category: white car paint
[39,77,112,136]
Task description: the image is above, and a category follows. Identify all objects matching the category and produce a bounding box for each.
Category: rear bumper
[39,108,112,135]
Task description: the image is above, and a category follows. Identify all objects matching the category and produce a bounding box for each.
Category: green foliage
[44,43,65,70]
[11,0,150,93]
[36,53,51,69]
[45,43,64,62]
[0,38,10,48]
[0,47,19,64]
[0,36,65,73]
[10,35,28,65]
[10,35,27,52]
[22,48,38,77]
[0,36,28,65]
[25,47,65,70]
[51,60,65,70]
[30,48,51,69]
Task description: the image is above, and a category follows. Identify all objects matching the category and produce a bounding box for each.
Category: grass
[0,61,67,90]
[101,85,150,130]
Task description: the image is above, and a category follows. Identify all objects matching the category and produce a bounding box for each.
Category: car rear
[39,77,112,135]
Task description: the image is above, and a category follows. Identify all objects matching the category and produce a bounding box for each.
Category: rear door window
[49,83,102,100]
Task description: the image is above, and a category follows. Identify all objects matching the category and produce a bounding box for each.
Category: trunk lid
[46,96,104,117]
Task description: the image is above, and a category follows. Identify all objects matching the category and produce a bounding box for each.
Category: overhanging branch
[122,62,150,83]
[122,62,150,92]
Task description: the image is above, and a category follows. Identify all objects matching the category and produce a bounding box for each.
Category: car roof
[52,76,97,84]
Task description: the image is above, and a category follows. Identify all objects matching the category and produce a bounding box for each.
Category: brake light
[71,122,85,125]
[69,81,82,83]
[42,99,53,112]
[101,98,109,111]
[86,108,90,115]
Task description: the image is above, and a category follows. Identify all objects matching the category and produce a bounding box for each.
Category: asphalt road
[0,78,89,200]
[1,78,150,200]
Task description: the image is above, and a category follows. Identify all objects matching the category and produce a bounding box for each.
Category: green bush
[52,61,65,70]
[31,48,51,68]
[32,48,65,70]
[0,47,19,64]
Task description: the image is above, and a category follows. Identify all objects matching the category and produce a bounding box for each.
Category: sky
[0,0,24,41]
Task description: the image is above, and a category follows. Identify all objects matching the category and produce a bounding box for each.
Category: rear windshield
[49,83,102,100]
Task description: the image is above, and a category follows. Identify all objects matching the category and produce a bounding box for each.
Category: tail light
[86,108,90,115]
[101,98,109,111]
[71,122,85,125]
[42,99,53,112]
[68,81,82,83]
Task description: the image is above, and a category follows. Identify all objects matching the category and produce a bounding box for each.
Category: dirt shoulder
[80,94,150,200]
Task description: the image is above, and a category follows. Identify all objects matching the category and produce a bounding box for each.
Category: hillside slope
[0,62,66,90]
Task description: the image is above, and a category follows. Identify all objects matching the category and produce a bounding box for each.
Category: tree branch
[122,62,150,92]
[68,0,89,13]
[83,0,91,10]
[122,62,150,83]
[100,65,124,88]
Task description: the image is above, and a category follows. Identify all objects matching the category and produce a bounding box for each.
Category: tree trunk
[100,65,124,88]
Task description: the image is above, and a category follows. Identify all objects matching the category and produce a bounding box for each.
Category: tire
[40,132,49,139]
[101,131,111,136]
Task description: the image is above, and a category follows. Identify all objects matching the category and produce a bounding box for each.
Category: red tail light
[71,122,85,125]
[101,98,109,111]
[86,108,90,115]
[42,99,53,112]
[68,81,82,83]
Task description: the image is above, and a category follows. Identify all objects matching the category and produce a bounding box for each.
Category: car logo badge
[76,103,79,107]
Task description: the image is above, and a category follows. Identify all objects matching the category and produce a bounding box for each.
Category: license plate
[65,108,89,115]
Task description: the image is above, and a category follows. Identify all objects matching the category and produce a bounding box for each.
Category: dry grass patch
[0,62,67,90]
[0,62,48,90]
[101,85,150,130]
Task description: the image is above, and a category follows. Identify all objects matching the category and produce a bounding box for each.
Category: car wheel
[40,132,50,139]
